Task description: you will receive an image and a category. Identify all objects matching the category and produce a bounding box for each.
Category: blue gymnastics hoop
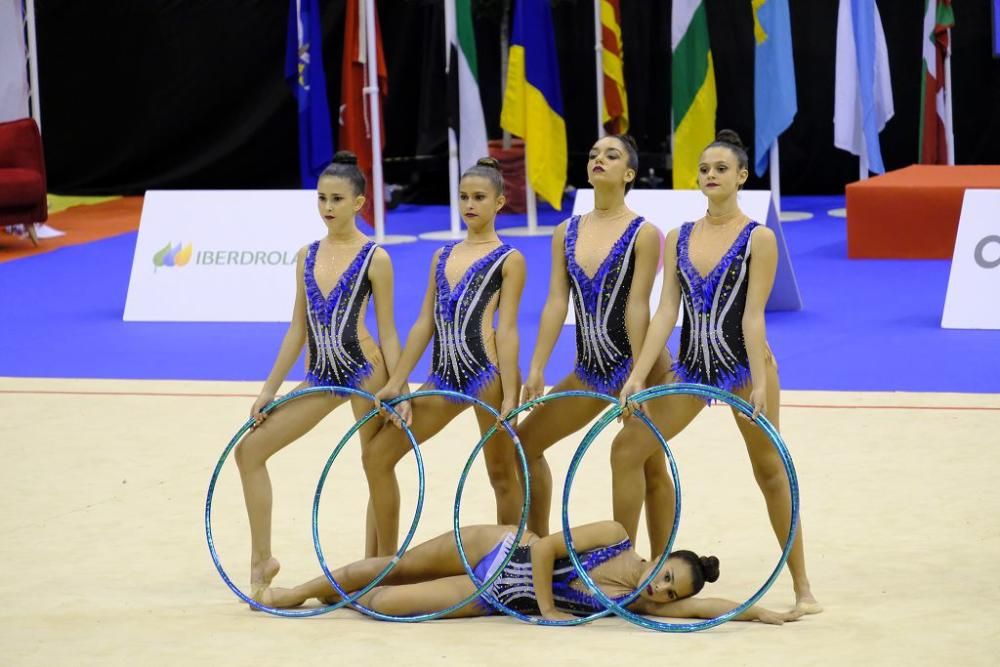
[312,389,531,622]
[205,385,421,617]
[561,383,800,632]
[455,390,683,627]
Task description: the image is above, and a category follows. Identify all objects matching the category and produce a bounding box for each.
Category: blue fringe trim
[565,216,645,313]
[677,222,758,313]
[574,356,633,396]
[671,360,752,404]
[435,243,512,321]
[552,538,633,611]
[305,359,374,397]
[427,363,500,402]
[305,240,376,323]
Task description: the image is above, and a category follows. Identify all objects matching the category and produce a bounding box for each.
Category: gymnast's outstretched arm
[368,247,402,379]
[250,247,309,423]
[530,521,629,622]
[496,251,526,418]
[619,228,682,411]
[374,251,440,426]
[522,222,570,403]
[632,596,804,625]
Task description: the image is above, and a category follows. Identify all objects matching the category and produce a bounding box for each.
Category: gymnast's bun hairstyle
[320,151,366,196]
[705,129,749,172]
[668,550,721,596]
[610,134,640,193]
[461,156,505,196]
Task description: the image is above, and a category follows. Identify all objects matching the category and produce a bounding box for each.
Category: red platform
[846,165,1000,259]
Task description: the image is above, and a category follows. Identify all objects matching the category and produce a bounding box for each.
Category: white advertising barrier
[568,189,802,325]
[124,190,322,322]
[942,189,1000,330]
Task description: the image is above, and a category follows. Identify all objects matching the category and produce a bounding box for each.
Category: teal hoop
[561,383,800,632]
[205,385,421,617]
[455,390,683,626]
[312,389,531,622]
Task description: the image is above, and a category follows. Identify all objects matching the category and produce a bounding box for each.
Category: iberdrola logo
[153,242,193,270]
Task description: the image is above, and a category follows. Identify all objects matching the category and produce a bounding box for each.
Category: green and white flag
[448,0,488,173]
[671,0,717,189]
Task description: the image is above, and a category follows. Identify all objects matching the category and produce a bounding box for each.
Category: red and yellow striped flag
[601,0,628,134]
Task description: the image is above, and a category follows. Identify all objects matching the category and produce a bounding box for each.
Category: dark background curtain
[37,0,1000,197]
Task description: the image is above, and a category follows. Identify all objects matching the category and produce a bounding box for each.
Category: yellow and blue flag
[500,0,567,209]
[753,0,797,177]
[285,0,334,188]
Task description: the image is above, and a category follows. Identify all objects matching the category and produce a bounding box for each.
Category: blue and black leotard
[429,242,515,397]
[303,240,379,390]
[472,534,634,616]
[673,221,760,392]
[564,215,647,395]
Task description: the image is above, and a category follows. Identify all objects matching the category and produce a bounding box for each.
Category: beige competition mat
[1,377,998,666]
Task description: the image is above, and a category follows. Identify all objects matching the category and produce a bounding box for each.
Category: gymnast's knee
[753,462,788,497]
[234,437,261,471]
[485,459,518,496]
[644,467,675,496]
[360,439,399,476]
[609,435,647,472]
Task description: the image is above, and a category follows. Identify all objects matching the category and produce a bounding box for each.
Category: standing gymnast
[516,134,676,556]
[618,130,820,614]
[235,151,402,600]
[364,158,526,557]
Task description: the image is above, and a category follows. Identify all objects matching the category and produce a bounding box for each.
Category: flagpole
[770,140,781,218]
[944,28,955,166]
[362,0,414,245]
[771,139,813,222]
[525,177,538,234]
[594,0,605,139]
[859,140,869,181]
[25,0,41,129]
[445,0,462,238]
[501,171,556,236]
[421,0,468,241]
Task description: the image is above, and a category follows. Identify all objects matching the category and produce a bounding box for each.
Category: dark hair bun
[476,156,502,171]
[715,129,744,150]
[699,555,720,583]
[616,134,639,153]
[332,151,358,165]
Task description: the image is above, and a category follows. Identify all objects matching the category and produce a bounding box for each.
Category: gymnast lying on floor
[257,520,803,624]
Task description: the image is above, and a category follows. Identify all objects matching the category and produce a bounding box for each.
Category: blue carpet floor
[2,195,998,392]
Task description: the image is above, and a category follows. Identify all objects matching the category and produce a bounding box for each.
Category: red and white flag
[340,0,388,224]
[919,0,955,164]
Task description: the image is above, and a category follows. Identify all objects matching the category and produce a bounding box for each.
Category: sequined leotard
[303,240,378,390]
[472,534,633,616]
[673,221,760,392]
[429,242,515,397]
[564,215,646,394]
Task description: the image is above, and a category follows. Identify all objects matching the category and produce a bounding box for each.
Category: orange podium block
[846,165,1000,259]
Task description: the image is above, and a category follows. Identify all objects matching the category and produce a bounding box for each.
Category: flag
[834,0,894,175]
[340,0,388,223]
[752,0,797,177]
[448,0,489,174]
[919,0,954,164]
[672,1,716,189]
[500,0,567,209]
[285,0,334,188]
[600,0,629,134]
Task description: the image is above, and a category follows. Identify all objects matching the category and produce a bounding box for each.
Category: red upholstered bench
[0,118,48,245]
[846,165,1000,259]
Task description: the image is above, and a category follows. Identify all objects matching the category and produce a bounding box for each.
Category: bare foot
[254,586,304,609]
[794,590,823,615]
[248,557,280,609]
[250,557,280,590]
